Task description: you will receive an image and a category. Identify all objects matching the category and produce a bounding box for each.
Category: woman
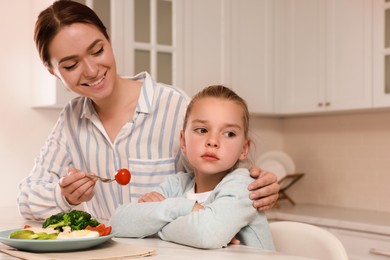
[17,0,279,222]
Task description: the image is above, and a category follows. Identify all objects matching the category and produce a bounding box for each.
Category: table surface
[0,206,313,260]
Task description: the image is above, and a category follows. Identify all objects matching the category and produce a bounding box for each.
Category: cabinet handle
[370,248,390,257]
[318,102,323,107]
[325,102,330,107]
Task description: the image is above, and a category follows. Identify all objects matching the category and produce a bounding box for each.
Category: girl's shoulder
[219,168,253,186]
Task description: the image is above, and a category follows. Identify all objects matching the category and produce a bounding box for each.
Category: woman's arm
[17,109,74,220]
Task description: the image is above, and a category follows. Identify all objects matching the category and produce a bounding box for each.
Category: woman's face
[47,23,116,101]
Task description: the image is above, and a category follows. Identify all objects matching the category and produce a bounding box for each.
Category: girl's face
[47,23,116,102]
[180,97,250,176]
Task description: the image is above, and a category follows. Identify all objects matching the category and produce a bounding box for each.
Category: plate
[257,159,287,181]
[0,229,115,252]
[257,151,296,174]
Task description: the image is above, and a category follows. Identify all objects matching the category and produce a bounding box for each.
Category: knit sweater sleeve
[158,169,259,249]
[110,172,195,237]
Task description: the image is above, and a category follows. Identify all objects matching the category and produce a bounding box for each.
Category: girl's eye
[63,62,78,71]
[194,128,207,134]
[224,131,236,138]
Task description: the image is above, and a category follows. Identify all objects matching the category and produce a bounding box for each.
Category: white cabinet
[274,0,373,114]
[325,0,372,111]
[181,0,274,114]
[230,0,274,114]
[180,0,227,97]
[327,227,390,260]
[373,0,390,107]
[273,0,326,114]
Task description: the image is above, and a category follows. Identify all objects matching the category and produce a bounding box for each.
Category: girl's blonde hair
[183,85,250,139]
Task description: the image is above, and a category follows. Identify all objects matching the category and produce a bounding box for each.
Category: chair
[269,221,349,260]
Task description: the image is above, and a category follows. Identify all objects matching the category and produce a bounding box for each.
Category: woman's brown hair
[34,0,109,67]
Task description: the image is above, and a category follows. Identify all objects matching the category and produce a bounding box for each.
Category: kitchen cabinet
[230,0,274,114]
[373,0,390,107]
[267,204,390,260]
[118,0,184,87]
[181,0,274,114]
[327,228,390,260]
[180,0,227,96]
[274,0,373,114]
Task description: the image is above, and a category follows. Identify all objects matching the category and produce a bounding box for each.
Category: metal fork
[87,174,115,183]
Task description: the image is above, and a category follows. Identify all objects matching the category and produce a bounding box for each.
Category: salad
[9,210,112,240]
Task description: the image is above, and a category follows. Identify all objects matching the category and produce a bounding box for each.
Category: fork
[86,174,115,183]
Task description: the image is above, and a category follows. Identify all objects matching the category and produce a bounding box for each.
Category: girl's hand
[248,167,280,211]
[138,191,166,203]
[191,202,204,212]
[59,167,97,205]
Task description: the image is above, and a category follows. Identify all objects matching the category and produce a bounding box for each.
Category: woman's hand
[138,191,166,203]
[248,167,280,211]
[59,167,97,205]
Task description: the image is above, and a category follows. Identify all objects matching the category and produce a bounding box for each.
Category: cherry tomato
[115,168,131,185]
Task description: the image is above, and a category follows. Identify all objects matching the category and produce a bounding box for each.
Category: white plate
[257,150,296,175]
[257,159,287,181]
[0,228,114,252]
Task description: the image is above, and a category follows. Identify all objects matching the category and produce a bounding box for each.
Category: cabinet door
[274,0,326,114]
[181,0,227,97]
[327,228,390,260]
[274,0,373,114]
[230,0,274,114]
[325,0,372,111]
[373,0,390,107]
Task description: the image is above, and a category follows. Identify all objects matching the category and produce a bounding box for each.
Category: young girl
[110,85,275,250]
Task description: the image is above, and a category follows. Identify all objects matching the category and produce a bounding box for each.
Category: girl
[111,85,275,250]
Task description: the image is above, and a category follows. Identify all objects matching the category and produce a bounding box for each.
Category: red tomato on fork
[115,169,131,185]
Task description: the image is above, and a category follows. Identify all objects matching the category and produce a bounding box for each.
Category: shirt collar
[80,71,156,119]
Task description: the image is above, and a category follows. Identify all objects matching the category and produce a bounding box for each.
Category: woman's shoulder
[156,83,191,103]
[60,96,91,119]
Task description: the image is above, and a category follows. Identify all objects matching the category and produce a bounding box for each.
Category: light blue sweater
[110,168,275,250]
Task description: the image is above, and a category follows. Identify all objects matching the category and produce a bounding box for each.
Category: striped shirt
[17,72,190,221]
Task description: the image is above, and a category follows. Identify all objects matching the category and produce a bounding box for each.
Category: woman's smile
[82,71,107,88]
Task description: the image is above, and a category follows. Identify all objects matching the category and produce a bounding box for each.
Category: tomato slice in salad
[85,224,112,236]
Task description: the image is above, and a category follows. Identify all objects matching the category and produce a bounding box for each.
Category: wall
[0,0,59,207]
[283,110,390,213]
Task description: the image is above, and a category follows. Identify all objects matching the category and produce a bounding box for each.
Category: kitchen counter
[266,203,390,236]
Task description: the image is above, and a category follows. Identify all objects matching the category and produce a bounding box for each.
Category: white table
[0,206,313,260]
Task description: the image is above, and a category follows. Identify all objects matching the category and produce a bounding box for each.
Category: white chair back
[270,221,349,260]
